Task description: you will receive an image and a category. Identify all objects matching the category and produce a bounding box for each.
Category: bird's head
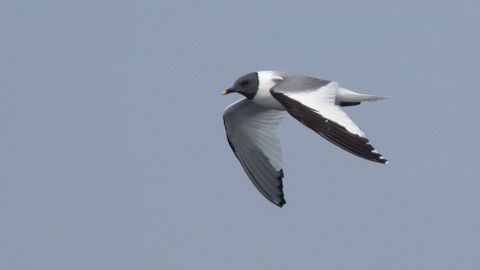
[221,72,259,100]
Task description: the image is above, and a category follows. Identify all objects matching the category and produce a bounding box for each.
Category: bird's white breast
[252,71,285,110]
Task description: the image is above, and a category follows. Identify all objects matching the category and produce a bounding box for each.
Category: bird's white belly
[252,90,285,110]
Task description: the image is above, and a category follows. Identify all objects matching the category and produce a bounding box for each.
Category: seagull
[222,71,388,207]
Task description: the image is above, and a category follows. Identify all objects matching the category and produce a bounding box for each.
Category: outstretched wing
[223,98,287,207]
[271,80,387,164]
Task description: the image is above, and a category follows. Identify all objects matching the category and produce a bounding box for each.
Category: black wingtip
[338,101,361,107]
[267,169,286,208]
[368,149,389,164]
[276,169,286,207]
[274,196,286,207]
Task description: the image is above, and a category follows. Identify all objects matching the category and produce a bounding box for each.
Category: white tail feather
[336,87,388,104]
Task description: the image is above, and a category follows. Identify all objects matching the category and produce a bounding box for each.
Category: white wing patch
[285,82,366,138]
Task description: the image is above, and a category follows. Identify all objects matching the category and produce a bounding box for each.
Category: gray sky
[1,0,479,269]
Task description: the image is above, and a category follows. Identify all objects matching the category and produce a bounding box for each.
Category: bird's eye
[240,80,249,86]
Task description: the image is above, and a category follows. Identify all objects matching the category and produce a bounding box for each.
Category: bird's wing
[223,98,287,207]
[271,80,387,164]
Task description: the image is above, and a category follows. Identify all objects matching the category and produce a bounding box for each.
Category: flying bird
[222,71,387,207]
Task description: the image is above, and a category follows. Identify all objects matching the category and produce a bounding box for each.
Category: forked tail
[336,87,388,106]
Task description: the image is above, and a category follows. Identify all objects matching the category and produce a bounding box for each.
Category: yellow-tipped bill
[221,89,228,96]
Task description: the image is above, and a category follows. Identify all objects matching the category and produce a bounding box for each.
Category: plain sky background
[1,0,480,269]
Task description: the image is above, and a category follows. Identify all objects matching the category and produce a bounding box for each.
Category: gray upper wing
[272,74,331,93]
[223,98,287,207]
